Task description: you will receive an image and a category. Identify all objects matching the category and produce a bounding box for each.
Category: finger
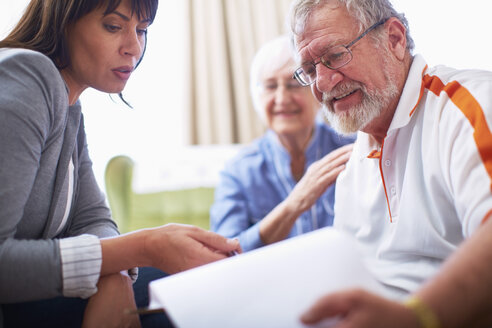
[318,145,353,167]
[309,163,345,189]
[322,143,354,161]
[191,229,241,253]
[300,292,350,324]
[196,244,229,263]
[306,148,352,178]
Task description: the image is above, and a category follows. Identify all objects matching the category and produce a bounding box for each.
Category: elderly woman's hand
[286,143,353,214]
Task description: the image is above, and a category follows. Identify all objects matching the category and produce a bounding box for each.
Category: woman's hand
[286,143,353,214]
[83,272,140,328]
[259,143,353,245]
[143,224,241,274]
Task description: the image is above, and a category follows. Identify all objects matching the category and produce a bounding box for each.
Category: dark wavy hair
[0,0,159,105]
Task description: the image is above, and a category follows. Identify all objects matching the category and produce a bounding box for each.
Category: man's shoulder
[427,64,492,89]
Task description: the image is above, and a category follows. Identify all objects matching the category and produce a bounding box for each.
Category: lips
[112,66,134,81]
[333,89,357,101]
[273,109,301,116]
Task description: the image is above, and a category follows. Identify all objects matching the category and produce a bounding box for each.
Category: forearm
[100,229,150,277]
[259,199,302,245]
[415,216,492,327]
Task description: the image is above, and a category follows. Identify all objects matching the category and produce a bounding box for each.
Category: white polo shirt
[334,55,492,299]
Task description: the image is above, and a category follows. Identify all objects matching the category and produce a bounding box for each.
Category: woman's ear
[385,17,407,61]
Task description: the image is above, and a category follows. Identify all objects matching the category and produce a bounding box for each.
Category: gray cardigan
[0,48,119,306]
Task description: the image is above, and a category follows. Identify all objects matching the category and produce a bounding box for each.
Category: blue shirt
[210,119,355,251]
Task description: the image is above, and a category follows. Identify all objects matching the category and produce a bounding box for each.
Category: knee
[83,272,140,328]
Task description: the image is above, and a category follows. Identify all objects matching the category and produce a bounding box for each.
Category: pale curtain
[184,0,293,145]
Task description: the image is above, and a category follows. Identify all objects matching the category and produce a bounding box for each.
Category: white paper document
[148,227,385,327]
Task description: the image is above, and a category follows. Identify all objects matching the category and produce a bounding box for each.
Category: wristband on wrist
[404,296,441,328]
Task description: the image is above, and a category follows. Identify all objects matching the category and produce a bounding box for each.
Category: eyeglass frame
[292,19,388,86]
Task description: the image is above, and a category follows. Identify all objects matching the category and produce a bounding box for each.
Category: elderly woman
[210,35,354,252]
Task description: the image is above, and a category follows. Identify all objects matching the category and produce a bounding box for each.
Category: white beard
[321,63,399,135]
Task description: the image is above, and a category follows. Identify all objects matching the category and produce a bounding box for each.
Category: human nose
[121,30,144,59]
[274,85,292,104]
[315,64,344,93]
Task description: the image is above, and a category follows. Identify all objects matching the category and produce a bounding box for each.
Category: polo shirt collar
[356,54,428,160]
[387,54,428,133]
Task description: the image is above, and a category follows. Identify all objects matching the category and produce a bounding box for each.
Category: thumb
[300,293,347,324]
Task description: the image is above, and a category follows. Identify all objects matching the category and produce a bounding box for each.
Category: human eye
[322,47,349,67]
[330,51,346,62]
[303,64,316,78]
[137,23,149,36]
[137,28,148,36]
[104,24,122,33]
[287,81,302,89]
[263,82,277,91]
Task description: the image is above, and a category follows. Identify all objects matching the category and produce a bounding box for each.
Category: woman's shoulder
[0,48,67,101]
[0,48,57,72]
[316,119,356,145]
[0,48,69,127]
[222,136,271,172]
[0,48,65,89]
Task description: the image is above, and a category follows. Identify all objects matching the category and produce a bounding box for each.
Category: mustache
[322,81,364,103]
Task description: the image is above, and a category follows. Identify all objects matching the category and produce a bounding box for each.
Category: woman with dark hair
[0,0,240,327]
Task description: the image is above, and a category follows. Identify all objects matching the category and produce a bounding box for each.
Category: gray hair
[289,0,414,52]
[249,35,296,122]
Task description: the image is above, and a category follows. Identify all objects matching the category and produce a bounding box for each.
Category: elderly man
[290,0,492,327]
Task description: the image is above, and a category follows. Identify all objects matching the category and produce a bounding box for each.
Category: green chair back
[105,155,214,233]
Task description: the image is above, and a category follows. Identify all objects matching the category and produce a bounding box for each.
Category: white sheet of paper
[148,227,385,328]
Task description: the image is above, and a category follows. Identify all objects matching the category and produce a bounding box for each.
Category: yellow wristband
[404,296,441,328]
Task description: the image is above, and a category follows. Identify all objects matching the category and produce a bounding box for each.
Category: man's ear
[385,17,407,61]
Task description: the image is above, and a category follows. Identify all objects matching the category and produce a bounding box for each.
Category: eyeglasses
[292,19,387,86]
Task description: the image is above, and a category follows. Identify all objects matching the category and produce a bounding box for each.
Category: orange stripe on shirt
[367,150,381,159]
[378,139,393,223]
[482,209,492,225]
[423,74,492,190]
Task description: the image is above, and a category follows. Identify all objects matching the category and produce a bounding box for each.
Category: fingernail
[227,238,239,246]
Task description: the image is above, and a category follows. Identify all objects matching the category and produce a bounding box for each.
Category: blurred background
[1,0,490,193]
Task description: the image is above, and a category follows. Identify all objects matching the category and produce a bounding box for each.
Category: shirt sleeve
[59,234,102,298]
[210,168,265,251]
[442,80,492,237]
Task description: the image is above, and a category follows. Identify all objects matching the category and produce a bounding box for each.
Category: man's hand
[300,289,419,328]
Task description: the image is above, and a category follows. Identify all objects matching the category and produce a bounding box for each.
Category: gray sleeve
[65,114,119,238]
[0,50,68,303]
[0,49,119,304]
